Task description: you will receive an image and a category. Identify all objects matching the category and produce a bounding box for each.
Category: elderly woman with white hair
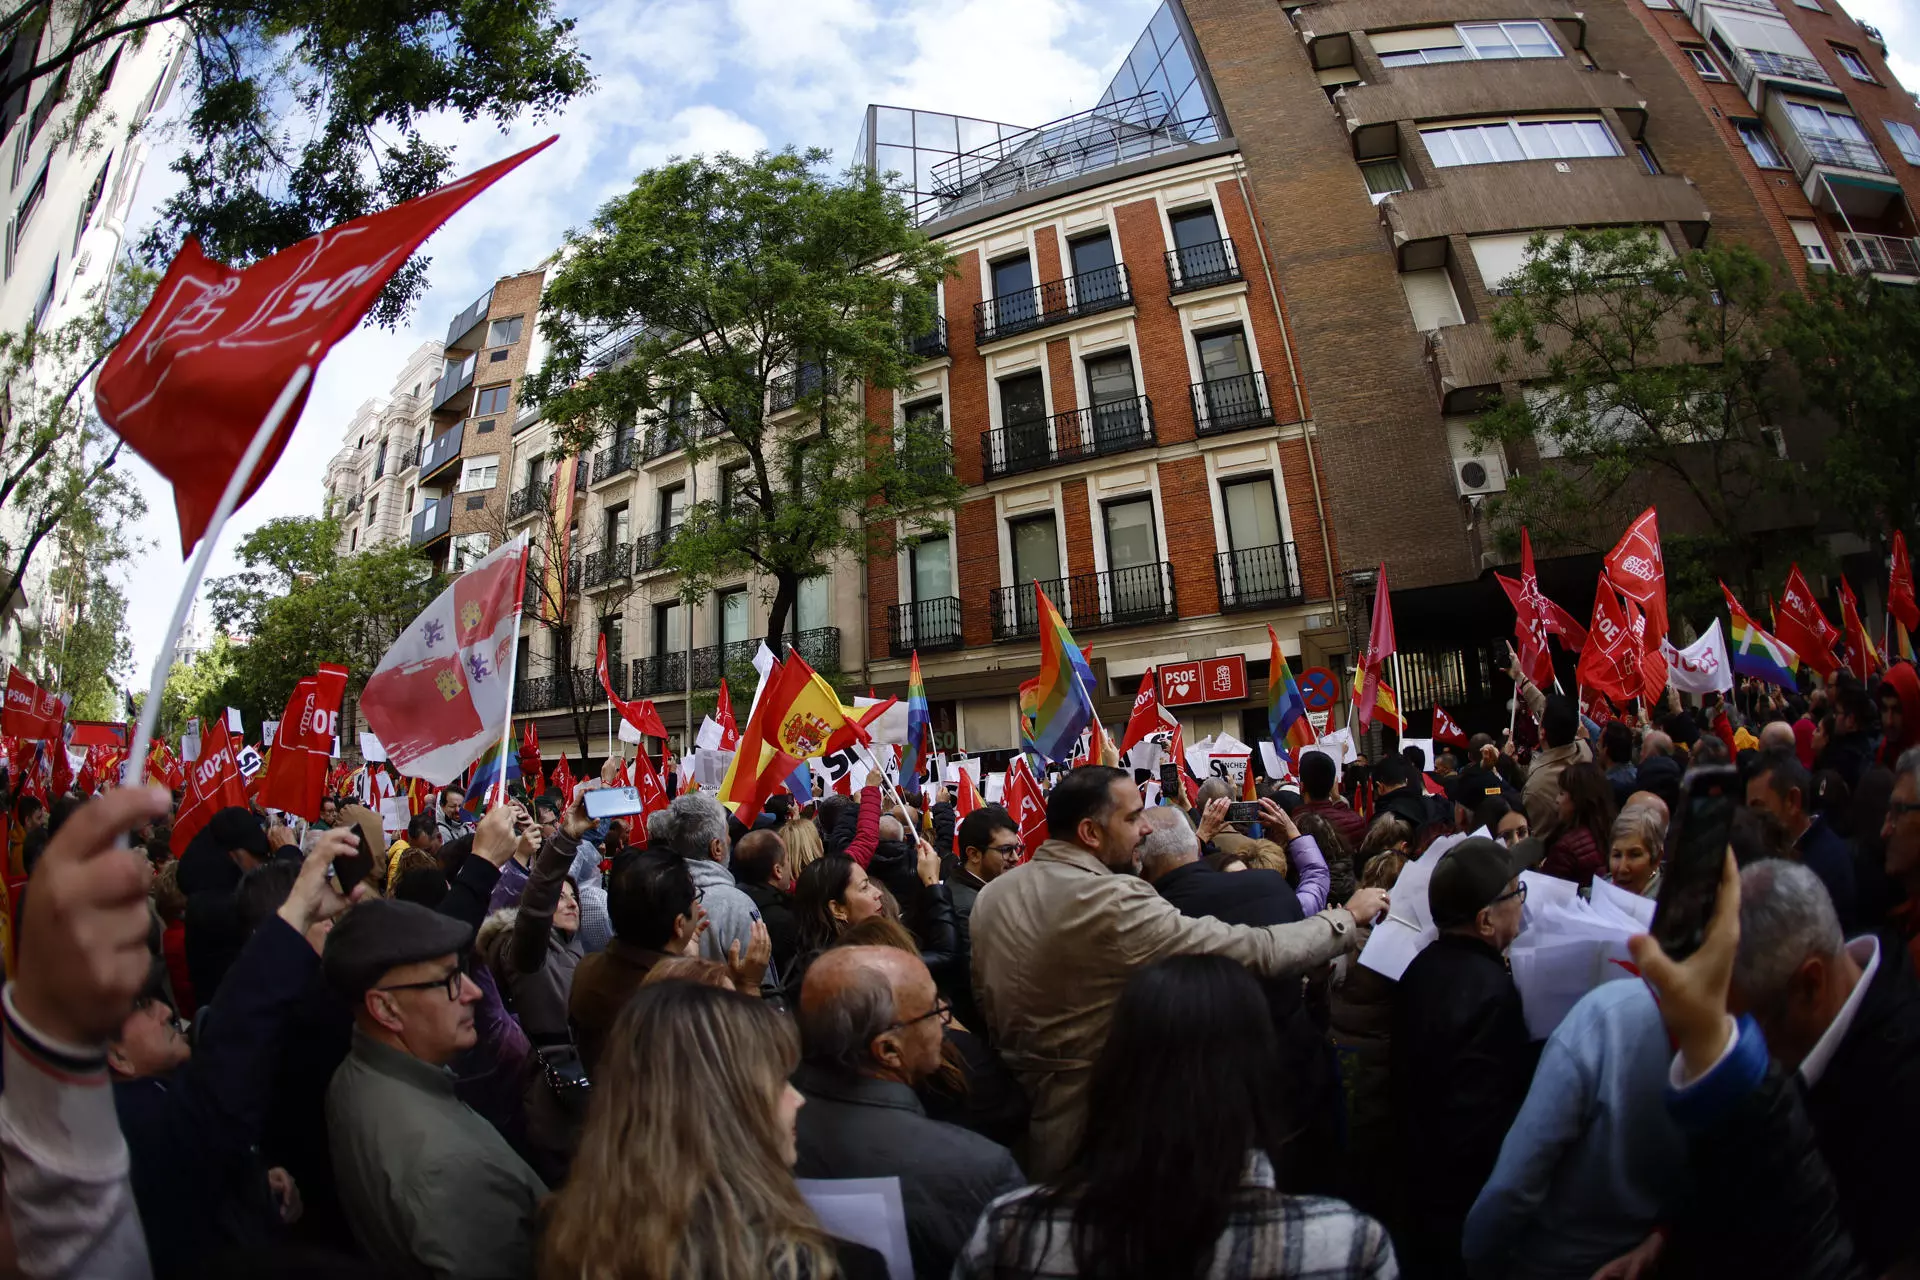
[1608,796,1669,897]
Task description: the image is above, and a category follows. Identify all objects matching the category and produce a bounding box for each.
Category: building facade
[323,340,445,555]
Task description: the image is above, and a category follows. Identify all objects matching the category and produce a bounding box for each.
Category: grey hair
[876,816,905,844]
[1610,803,1668,855]
[667,793,730,866]
[645,810,672,842]
[1897,746,1920,797]
[796,963,897,1073]
[1734,859,1842,1013]
[1196,778,1233,808]
[1139,806,1200,878]
[1642,730,1673,758]
[1759,721,1797,753]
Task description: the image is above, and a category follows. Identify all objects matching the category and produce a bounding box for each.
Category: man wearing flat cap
[324,897,546,1279]
[1387,837,1540,1280]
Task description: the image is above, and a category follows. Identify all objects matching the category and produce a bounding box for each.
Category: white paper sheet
[1357,834,1465,980]
[359,732,387,763]
[1589,874,1657,930]
[1399,738,1434,771]
[796,1177,913,1280]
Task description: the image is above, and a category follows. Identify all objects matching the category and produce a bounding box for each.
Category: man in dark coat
[794,945,1023,1279]
[1390,836,1538,1279]
[179,807,276,1009]
[1298,750,1368,852]
[733,826,800,983]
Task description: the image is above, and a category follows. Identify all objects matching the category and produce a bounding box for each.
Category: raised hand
[727,919,772,994]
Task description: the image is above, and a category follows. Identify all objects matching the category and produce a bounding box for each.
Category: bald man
[793,946,1024,1278]
[1759,720,1797,754]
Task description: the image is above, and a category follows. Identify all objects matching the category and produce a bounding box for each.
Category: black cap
[322,898,473,1000]
[1428,836,1528,929]
[206,807,270,862]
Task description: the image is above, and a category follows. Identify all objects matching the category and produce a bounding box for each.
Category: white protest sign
[359,732,387,763]
[235,744,265,778]
[1399,738,1434,772]
[618,718,644,745]
[1319,727,1357,764]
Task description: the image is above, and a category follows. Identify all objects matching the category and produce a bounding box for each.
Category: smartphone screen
[1651,766,1740,961]
[1225,800,1260,825]
[1159,762,1180,795]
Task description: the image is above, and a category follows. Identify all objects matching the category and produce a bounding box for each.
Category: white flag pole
[493,533,531,807]
[126,364,313,787]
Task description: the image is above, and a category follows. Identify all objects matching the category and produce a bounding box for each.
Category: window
[1636,142,1662,175]
[1643,0,1675,9]
[1103,496,1159,570]
[373,440,387,479]
[1831,45,1873,80]
[365,494,379,525]
[717,587,750,647]
[474,384,511,416]
[1222,478,1282,553]
[1423,118,1620,167]
[659,483,687,534]
[451,533,491,572]
[989,252,1037,333]
[458,455,499,491]
[654,600,685,655]
[998,371,1048,469]
[910,536,951,601]
[31,262,55,328]
[1736,120,1788,168]
[1888,120,1920,166]
[16,162,47,237]
[1374,21,1559,66]
[1791,0,1821,8]
[1010,514,1061,586]
[1360,157,1409,202]
[1399,269,1465,331]
[991,253,1033,300]
[795,575,830,634]
[1084,350,1141,450]
[1460,21,1560,59]
[486,315,524,347]
[1683,46,1726,81]
[1196,326,1253,384]
[604,503,630,549]
[901,396,944,447]
[601,614,624,662]
[720,464,752,517]
[74,158,109,253]
[350,528,358,551]
[1785,102,1884,169]
[404,484,414,513]
[1470,232,1552,294]
[1170,206,1221,250]
[1789,219,1832,270]
[1070,231,1124,307]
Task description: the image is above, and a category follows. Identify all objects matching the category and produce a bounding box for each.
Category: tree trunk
[764,573,800,660]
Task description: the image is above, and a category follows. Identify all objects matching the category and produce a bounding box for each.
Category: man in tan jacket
[969,765,1389,1178]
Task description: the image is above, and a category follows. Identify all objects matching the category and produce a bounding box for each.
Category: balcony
[410,498,452,548]
[888,597,964,657]
[513,674,568,713]
[634,527,677,573]
[432,352,477,414]
[988,564,1176,640]
[582,543,632,589]
[633,627,841,695]
[769,364,827,414]
[399,443,420,470]
[982,395,1154,481]
[1799,134,1891,175]
[418,423,464,482]
[581,661,624,700]
[1191,372,1277,437]
[592,438,640,485]
[508,480,548,523]
[633,652,687,697]
[1841,233,1920,280]
[1216,543,1305,612]
[908,316,948,361]
[645,415,729,461]
[1165,237,1243,294]
[342,491,362,515]
[974,263,1131,345]
[446,286,493,350]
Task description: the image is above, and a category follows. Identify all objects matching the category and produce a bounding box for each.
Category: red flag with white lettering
[633,748,670,820]
[94,138,556,554]
[1002,757,1048,863]
[1776,564,1841,678]
[174,733,250,850]
[1432,705,1468,747]
[257,664,348,818]
[1603,508,1668,648]
[715,680,740,753]
[596,632,668,740]
[1577,580,1641,704]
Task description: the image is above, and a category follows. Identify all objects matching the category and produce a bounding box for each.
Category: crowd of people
[0,653,1916,1279]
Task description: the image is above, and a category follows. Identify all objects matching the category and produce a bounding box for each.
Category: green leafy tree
[28,484,145,718]
[1775,274,1920,558]
[158,630,238,736]
[1470,228,1799,612]
[525,149,964,652]
[206,514,441,724]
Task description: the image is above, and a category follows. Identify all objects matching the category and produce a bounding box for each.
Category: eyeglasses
[986,842,1025,858]
[1491,881,1529,907]
[1887,800,1920,819]
[374,965,466,1002]
[888,996,953,1032]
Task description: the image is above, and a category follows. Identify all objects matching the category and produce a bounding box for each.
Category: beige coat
[969,838,1357,1178]
[1519,680,1594,833]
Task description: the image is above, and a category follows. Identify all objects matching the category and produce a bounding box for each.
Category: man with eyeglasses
[793,945,1024,1280]
[323,895,546,1277]
[1389,835,1538,1279]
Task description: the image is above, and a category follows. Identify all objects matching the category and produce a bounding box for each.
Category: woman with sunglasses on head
[540,979,886,1279]
[955,954,1392,1278]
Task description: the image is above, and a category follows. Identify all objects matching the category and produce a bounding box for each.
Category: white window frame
[1831,46,1875,81]
[1376,20,1560,65]
[1735,120,1788,169]
[1886,120,1920,166]
[450,533,492,573]
[1789,219,1832,270]
[458,455,500,492]
[1423,117,1620,168]
[1684,46,1726,81]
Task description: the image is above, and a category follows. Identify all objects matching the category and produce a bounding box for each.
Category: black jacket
[740,879,801,985]
[115,915,319,1277]
[1803,933,1920,1274]
[1377,785,1446,833]
[930,801,957,861]
[1820,730,1874,790]
[1389,934,1537,1277]
[792,1062,1024,1279]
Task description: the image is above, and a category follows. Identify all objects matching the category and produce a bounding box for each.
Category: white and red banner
[1663,620,1734,695]
[1002,756,1047,863]
[257,663,349,818]
[3,670,63,741]
[360,535,530,786]
[174,732,250,849]
[1603,508,1668,647]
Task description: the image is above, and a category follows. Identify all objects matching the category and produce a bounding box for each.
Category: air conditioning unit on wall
[1453,452,1507,498]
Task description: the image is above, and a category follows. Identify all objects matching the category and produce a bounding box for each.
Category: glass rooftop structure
[853,1,1225,227]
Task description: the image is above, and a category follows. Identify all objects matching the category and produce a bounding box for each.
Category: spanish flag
[1352,666,1404,733]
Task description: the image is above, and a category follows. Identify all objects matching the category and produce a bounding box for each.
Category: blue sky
[118,0,1919,685]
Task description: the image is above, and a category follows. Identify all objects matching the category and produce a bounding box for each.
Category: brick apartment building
[323,340,444,556]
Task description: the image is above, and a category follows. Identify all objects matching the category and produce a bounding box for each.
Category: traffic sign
[1299,666,1339,712]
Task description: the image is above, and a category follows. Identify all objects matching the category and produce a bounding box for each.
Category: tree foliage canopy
[525,149,963,649]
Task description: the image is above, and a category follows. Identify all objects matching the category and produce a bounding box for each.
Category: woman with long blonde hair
[540,980,884,1279]
[781,816,825,875]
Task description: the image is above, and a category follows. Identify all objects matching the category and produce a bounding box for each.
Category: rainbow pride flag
[1722,581,1799,690]
[1030,584,1096,764]
[906,650,931,787]
[1268,625,1316,762]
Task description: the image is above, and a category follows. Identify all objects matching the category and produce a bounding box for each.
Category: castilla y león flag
[359,536,531,787]
[94,137,556,554]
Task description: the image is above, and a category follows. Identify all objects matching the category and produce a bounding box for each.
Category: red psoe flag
[1577,580,1641,703]
[1359,563,1396,727]
[95,138,556,554]
[1432,705,1468,748]
[1890,532,1919,634]
[1002,757,1048,864]
[1604,508,1668,648]
[1777,564,1841,678]
[174,733,249,849]
[257,664,348,818]
[596,632,668,740]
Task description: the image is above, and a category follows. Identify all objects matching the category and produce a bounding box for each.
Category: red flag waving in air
[1432,705,1468,747]
[715,680,741,753]
[1892,532,1920,634]
[1359,564,1397,727]
[1604,508,1668,648]
[257,664,348,819]
[1578,580,1642,704]
[1002,757,1048,864]
[596,633,668,740]
[1777,564,1840,678]
[174,733,250,849]
[94,138,556,554]
[520,722,544,796]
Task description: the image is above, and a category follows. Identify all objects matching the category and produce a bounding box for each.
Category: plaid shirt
[953,1154,1397,1278]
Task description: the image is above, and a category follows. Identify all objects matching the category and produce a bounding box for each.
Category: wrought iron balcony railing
[989,564,1176,640]
[769,363,828,414]
[1191,372,1276,437]
[982,395,1154,481]
[1165,237,1243,293]
[908,316,949,360]
[645,415,729,461]
[507,481,548,523]
[633,627,841,696]
[974,262,1131,345]
[582,543,632,589]
[888,597,964,657]
[1216,542,1305,612]
[634,528,677,573]
[399,443,420,470]
[592,437,640,484]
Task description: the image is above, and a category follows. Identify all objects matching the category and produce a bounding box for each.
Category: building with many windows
[323,341,444,556]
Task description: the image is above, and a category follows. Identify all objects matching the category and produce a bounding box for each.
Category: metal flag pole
[127,364,313,787]
[492,532,532,808]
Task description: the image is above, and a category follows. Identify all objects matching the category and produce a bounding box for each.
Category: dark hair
[794,854,859,957]
[732,828,785,887]
[1542,694,1578,749]
[1003,956,1291,1278]
[1548,761,1616,852]
[815,794,853,841]
[1045,766,1129,843]
[439,786,465,805]
[1601,720,1634,766]
[607,852,696,949]
[236,860,301,935]
[1371,753,1412,789]
[1473,794,1516,833]
[763,793,792,825]
[1753,748,1811,808]
[1691,736,1731,767]
[1730,804,1791,867]
[956,805,1015,861]
[393,867,450,906]
[534,792,563,820]
[1298,750,1336,800]
[47,794,82,838]
[1834,681,1877,735]
[406,813,439,844]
